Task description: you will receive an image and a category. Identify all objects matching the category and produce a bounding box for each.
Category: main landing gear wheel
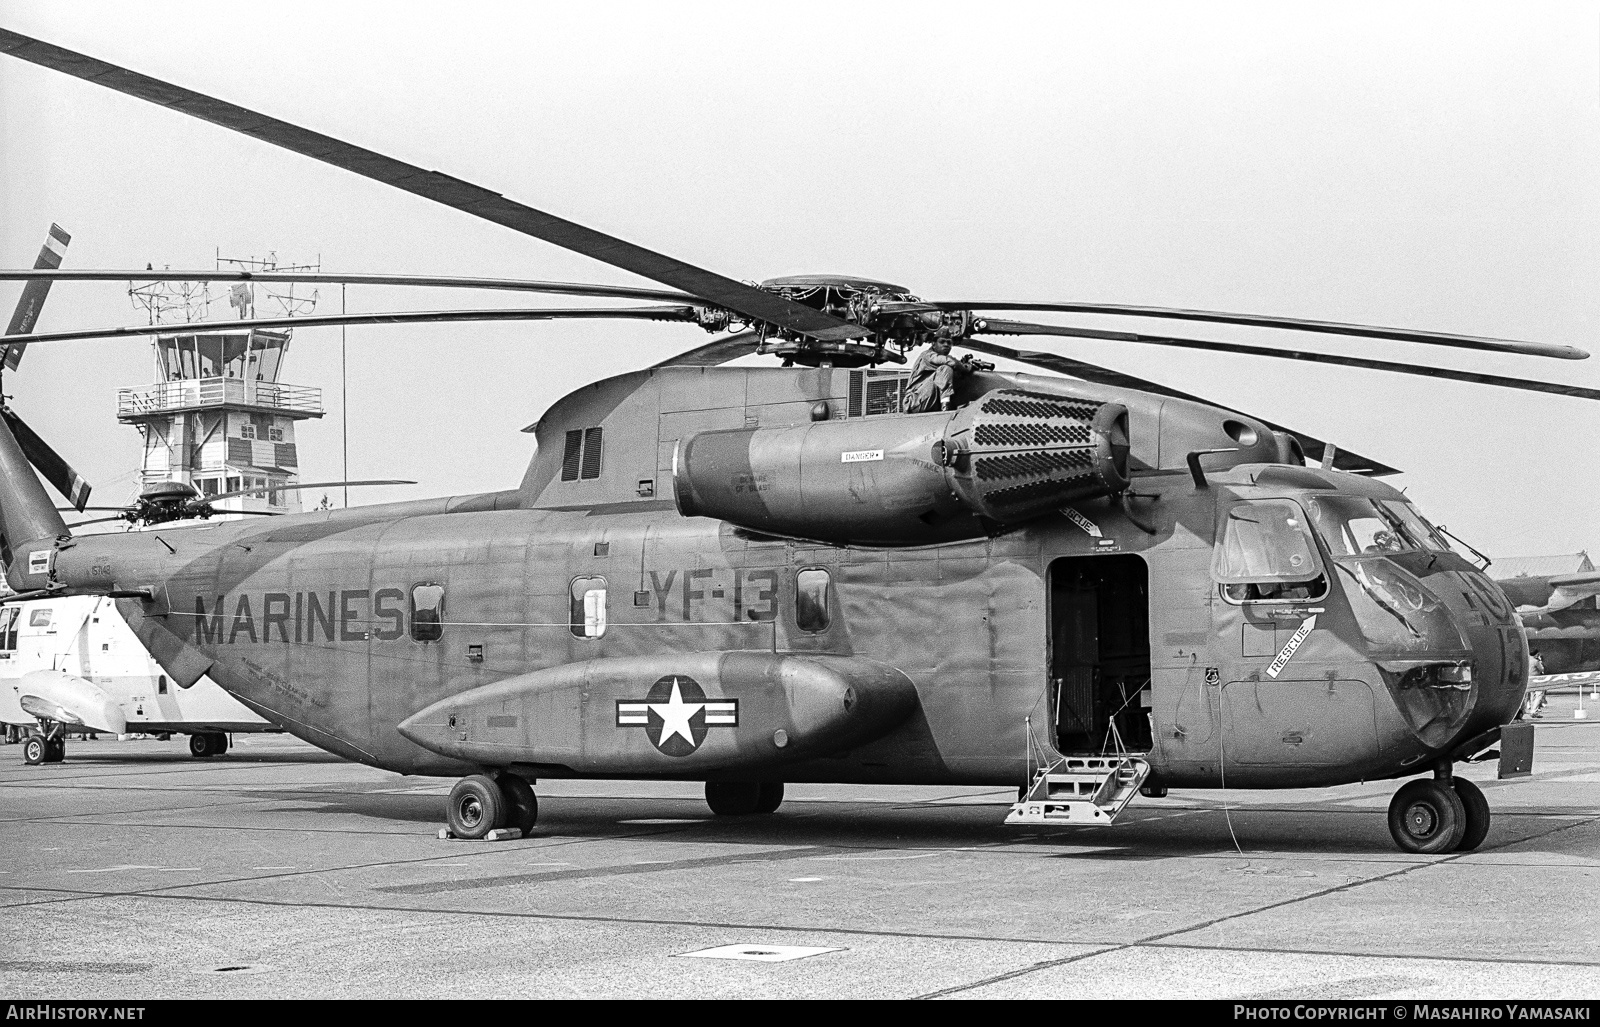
[22,734,45,765]
[1387,779,1467,854]
[705,781,762,816]
[189,732,228,758]
[447,774,505,840]
[1451,778,1491,852]
[497,773,538,837]
[44,737,65,763]
[754,782,784,814]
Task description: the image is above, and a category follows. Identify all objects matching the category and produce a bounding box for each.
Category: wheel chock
[436,827,525,841]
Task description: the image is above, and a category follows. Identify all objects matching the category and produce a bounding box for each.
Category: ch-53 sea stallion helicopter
[4,30,1598,855]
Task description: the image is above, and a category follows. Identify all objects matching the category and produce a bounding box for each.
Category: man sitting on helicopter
[905,338,982,413]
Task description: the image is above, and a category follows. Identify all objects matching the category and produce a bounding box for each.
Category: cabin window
[410,583,445,642]
[795,569,831,632]
[0,608,15,651]
[1213,500,1327,603]
[158,675,168,695]
[28,608,52,628]
[570,576,607,638]
[561,427,604,481]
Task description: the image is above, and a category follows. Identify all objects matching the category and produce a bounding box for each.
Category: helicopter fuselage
[24,366,1525,792]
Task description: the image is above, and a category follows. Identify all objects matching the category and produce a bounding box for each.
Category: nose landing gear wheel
[447,774,506,840]
[1387,779,1467,854]
[1451,778,1491,852]
[496,773,538,837]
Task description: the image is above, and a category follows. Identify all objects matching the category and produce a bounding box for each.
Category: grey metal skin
[7,366,1525,791]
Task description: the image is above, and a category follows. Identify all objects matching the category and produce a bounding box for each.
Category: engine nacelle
[674,389,1129,545]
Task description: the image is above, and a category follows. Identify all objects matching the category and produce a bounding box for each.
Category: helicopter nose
[1359,556,1526,750]
[1428,566,1528,733]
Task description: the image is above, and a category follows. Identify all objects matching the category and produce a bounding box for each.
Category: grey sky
[2,1,1597,557]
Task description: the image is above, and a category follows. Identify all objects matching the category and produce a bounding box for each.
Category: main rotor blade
[199,478,414,504]
[1,407,92,510]
[1,306,706,346]
[0,268,695,303]
[940,301,1587,361]
[973,319,1600,402]
[3,223,71,371]
[959,337,1400,475]
[651,331,761,368]
[0,30,867,343]
[64,515,130,528]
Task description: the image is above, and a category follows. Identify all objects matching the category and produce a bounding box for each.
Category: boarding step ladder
[1005,754,1150,827]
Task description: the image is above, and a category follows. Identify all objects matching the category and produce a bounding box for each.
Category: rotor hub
[752,275,976,367]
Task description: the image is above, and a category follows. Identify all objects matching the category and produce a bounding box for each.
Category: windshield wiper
[1433,524,1492,571]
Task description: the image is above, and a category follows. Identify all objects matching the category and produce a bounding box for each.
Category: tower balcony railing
[118,377,324,419]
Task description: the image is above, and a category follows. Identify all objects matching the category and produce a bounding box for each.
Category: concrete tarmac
[1,699,1597,1000]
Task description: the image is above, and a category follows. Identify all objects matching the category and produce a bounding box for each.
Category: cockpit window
[1213,500,1325,595]
[1306,496,1401,555]
[1306,496,1446,556]
[1377,501,1449,553]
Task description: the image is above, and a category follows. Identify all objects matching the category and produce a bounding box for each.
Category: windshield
[1306,495,1445,556]
[1335,555,1467,653]
[1378,501,1449,553]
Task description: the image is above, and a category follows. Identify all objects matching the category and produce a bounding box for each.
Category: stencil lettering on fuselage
[647,568,779,624]
[189,589,408,644]
[1265,614,1318,679]
[182,570,778,646]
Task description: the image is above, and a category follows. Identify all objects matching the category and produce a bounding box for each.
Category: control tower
[118,253,324,516]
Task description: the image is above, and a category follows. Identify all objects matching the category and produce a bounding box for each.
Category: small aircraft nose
[17,670,127,735]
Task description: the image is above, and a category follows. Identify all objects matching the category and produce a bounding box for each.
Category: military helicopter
[2,29,1597,855]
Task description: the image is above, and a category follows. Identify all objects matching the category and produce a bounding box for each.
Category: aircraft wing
[1515,571,1600,616]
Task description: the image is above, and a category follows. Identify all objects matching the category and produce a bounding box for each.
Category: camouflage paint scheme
[19,366,1527,790]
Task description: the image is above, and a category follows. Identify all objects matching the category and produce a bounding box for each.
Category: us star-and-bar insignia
[616,674,738,757]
